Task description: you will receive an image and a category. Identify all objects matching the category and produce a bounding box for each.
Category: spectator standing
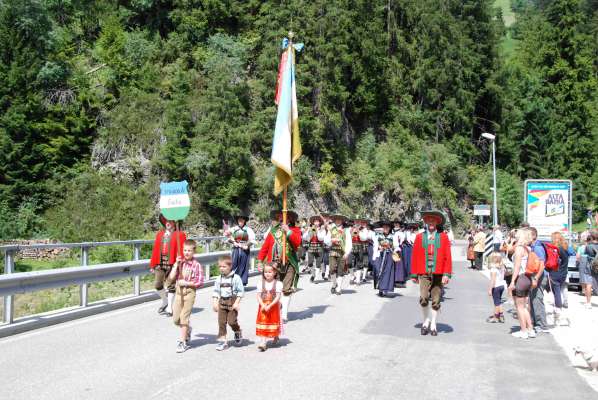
[508,228,535,339]
[467,230,476,269]
[529,227,549,333]
[576,232,593,309]
[585,230,598,297]
[548,232,569,326]
[492,225,504,252]
[473,228,486,271]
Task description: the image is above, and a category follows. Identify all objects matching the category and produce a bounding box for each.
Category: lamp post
[482,132,498,227]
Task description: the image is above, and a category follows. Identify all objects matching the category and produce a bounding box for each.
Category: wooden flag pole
[282,186,287,265]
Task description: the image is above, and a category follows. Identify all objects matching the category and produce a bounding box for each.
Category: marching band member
[324,214,352,295]
[372,221,396,297]
[303,215,327,283]
[224,214,256,286]
[411,211,452,337]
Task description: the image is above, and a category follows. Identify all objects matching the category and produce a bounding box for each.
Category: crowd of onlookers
[467,224,598,339]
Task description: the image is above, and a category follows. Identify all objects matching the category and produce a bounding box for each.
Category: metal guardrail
[1,235,262,325]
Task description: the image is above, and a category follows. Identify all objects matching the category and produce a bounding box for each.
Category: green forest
[0,0,596,241]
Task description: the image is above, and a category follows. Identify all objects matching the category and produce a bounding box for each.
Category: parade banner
[524,179,572,240]
[159,181,190,221]
[271,37,303,195]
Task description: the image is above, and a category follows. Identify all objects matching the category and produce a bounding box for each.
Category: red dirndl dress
[256,280,281,338]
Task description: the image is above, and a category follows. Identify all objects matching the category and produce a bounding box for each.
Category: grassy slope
[495,0,519,58]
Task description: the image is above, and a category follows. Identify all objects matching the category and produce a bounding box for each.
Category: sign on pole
[524,179,572,240]
[474,204,491,216]
[159,181,190,221]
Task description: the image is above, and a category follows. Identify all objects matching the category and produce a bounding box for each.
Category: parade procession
[147,33,454,353]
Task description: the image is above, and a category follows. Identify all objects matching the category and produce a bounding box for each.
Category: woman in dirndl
[226,214,256,286]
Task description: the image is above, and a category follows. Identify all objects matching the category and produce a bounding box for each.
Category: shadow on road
[288,305,330,321]
[413,322,454,334]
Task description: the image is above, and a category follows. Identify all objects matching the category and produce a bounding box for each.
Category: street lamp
[482,132,498,227]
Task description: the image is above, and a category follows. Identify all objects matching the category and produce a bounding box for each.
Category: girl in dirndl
[256,263,283,351]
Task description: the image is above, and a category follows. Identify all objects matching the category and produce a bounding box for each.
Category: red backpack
[542,242,560,271]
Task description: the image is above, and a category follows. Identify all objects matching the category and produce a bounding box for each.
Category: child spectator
[168,239,204,353]
[212,255,244,351]
[256,263,283,351]
[486,252,506,323]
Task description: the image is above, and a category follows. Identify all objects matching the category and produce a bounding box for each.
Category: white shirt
[489,266,506,288]
[323,225,353,256]
[257,280,283,293]
[493,230,504,244]
[302,227,327,242]
[393,231,405,252]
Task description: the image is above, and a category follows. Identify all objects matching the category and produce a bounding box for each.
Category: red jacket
[149,230,187,268]
[257,226,302,262]
[410,231,452,277]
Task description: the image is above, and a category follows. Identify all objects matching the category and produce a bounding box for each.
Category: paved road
[1,245,595,400]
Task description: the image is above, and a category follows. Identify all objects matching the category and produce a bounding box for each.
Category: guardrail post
[79,246,89,307]
[205,240,210,254]
[133,244,141,296]
[3,249,15,324]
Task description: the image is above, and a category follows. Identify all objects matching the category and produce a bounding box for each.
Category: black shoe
[421,326,429,336]
[330,287,335,294]
[377,291,384,297]
[335,291,341,296]
[310,275,315,282]
[430,329,438,336]
[164,311,173,317]
[158,305,167,314]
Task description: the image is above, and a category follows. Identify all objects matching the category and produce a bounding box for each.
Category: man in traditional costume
[411,210,452,336]
[321,213,332,281]
[224,214,256,286]
[257,210,302,322]
[372,220,396,297]
[149,214,186,316]
[401,223,417,281]
[303,215,327,283]
[350,217,370,285]
[324,214,352,295]
[392,220,407,286]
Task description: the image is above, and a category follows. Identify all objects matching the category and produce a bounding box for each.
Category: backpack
[542,242,560,271]
[586,244,598,275]
[524,247,542,275]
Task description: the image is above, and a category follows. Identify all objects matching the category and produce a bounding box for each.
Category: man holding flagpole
[257,33,304,323]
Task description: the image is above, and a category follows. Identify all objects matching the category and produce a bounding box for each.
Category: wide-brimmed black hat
[329,214,347,223]
[375,220,393,228]
[309,215,324,224]
[421,210,446,226]
[233,214,251,222]
[270,209,298,222]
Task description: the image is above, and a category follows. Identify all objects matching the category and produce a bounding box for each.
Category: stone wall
[1,240,71,260]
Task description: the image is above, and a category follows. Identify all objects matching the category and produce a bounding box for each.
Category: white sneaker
[511,330,529,339]
[527,330,536,338]
[585,303,593,309]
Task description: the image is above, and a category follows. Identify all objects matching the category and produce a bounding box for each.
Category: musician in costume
[401,223,417,281]
[298,218,309,272]
[393,220,407,286]
[321,213,332,281]
[224,214,256,286]
[149,214,186,316]
[256,210,302,322]
[350,217,370,285]
[410,210,452,336]
[324,214,352,295]
[372,221,396,297]
[302,215,327,283]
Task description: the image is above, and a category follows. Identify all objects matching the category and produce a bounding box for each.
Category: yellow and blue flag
[272,37,303,195]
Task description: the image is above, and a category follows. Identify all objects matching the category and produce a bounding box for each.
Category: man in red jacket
[257,209,302,322]
[150,214,186,316]
[410,210,452,336]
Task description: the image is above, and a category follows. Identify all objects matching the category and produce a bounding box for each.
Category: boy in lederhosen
[212,255,244,351]
[325,214,352,295]
[149,214,186,316]
[303,215,327,283]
